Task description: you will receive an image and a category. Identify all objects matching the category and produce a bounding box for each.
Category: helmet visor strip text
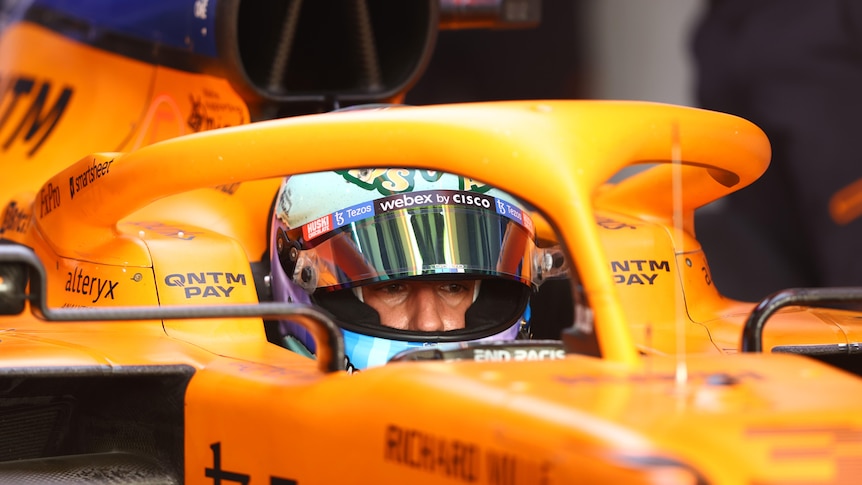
[290,190,539,292]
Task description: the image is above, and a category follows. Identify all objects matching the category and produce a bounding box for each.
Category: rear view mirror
[0,257,27,315]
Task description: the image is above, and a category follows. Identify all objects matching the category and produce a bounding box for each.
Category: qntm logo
[0,75,73,157]
[165,272,247,298]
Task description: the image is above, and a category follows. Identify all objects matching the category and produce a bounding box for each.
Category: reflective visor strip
[300,189,535,244]
[291,190,539,291]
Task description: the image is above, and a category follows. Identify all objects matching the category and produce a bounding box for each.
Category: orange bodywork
[4,17,862,485]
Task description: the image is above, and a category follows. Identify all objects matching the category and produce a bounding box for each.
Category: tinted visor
[286,190,539,292]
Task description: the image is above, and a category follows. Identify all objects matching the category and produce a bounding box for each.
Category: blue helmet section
[4,0,219,57]
[342,319,525,372]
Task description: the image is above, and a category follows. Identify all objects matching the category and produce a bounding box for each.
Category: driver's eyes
[440,283,468,294]
[375,283,407,294]
[368,281,471,295]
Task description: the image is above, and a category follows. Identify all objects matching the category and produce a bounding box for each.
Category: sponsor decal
[429,263,467,274]
[69,157,113,199]
[373,189,495,213]
[194,0,209,19]
[493,197,534,235]
[452,192,493,209]
[0,74,73,157]
[384,425,551,484]
[611,259,670,285]
[473,347,566,362]
[596,216,636,230]
[384,425,480,482]
[300,189,534,242]
[214,183,241,195]
[205,442,296,485]
[39,183,61,217]
[376,191,438,211]
[333,201,374,227]
[0,201,30,235]
[64,267,118,303]
[301,189,534,242]
[164,271,247,298]
[302,214,332,241]
[186,89,247,133]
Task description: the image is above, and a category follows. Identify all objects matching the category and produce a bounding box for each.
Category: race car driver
[269,168,561,372]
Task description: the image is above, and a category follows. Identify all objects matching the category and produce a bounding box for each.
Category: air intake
[217,0,438,117]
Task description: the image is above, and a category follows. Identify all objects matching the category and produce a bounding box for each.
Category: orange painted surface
[5,20,862,485]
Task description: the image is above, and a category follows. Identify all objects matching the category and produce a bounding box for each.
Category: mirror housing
[0,256,27,315]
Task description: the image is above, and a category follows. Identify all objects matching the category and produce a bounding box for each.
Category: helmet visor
[285,190,539,292]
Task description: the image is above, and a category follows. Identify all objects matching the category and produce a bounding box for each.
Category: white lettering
[194,0,209,19]
[347,205,372,218]
[452,193,491,208]
[304,216,331,239]
[506,205,522,222]
[474,347,565,361]
[378,193,434,211]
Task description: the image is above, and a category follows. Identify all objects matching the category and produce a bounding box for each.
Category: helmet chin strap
[352,280,483,304]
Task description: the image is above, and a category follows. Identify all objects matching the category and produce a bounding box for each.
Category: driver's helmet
[270,168,547,371]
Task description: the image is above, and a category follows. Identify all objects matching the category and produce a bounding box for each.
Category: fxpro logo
[164,272,247,298]
[39,182,61,217]
[0,74,73,157]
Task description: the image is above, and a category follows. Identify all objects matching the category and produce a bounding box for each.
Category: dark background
[406,1,586,104]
